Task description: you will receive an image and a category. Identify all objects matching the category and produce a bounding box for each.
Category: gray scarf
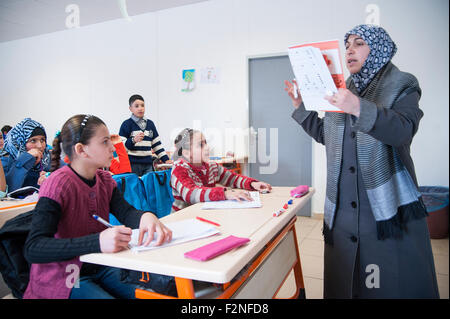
[323,62,427,241]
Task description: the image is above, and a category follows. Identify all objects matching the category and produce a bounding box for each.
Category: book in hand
[288,39,346,112]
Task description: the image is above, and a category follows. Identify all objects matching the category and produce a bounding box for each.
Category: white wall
[0,0,448,214]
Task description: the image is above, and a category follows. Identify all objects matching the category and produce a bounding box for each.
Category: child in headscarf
[0,118,51,192]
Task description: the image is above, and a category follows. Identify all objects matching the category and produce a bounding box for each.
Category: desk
[81,186,314,299]
[0,200,37,228]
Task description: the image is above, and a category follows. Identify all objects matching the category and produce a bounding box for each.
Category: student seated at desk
[170,128,271,212]
[0,159,6,198]
[23,114,173,299]
[0,118,52,192]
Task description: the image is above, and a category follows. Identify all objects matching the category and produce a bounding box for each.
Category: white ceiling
[0,0,209,43]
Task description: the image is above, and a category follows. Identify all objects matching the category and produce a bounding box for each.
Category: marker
[273,209,286,217]
[288,199,293,205]
[93,214,114,228]
[196,216,221,227]
[92,214,131,249]
[283,203,289,210]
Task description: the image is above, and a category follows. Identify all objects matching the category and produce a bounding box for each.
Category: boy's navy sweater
[119,118,169,165]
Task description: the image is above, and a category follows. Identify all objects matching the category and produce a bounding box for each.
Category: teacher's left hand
[324,88,361,117]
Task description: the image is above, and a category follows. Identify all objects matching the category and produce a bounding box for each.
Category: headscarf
[344,24,397,93]
[1,118,50,169]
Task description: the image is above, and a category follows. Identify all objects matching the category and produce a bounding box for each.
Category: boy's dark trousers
[130,162,153,177]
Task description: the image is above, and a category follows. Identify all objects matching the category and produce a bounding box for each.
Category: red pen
[196,216,221,227]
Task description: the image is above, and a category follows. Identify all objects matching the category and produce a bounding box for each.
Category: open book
[288,39,346,112]
[129,218,220,253]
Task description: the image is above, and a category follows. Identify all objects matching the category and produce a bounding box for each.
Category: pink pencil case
[184,235,250,261]
[290,185,309,198]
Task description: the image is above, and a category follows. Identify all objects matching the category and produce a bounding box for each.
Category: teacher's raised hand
[324,88,361,117]
[284,79,302,109]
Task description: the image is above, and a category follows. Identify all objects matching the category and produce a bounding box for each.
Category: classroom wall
[0,0,448,215]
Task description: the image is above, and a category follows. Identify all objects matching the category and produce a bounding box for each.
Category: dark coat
[292,85,439,299]
[0,211,32,298]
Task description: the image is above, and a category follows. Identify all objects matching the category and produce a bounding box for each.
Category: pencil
[196,216,221,227]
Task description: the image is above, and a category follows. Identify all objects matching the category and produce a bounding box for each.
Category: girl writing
[24,114,172,299]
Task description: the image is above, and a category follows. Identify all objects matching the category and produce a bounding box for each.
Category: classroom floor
[276,216,449,299]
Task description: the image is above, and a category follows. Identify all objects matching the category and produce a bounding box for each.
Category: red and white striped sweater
[170,158,258,212]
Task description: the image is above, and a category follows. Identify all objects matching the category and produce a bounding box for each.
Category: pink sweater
[23,165,116,299]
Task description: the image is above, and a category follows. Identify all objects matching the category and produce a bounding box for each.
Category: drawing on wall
[182,69,196,92]
[200,67,220,84]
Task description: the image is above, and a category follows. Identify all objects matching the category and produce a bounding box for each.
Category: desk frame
[135,216,304,299]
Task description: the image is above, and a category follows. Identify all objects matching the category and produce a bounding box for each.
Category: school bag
[120,269,177,297]
[0,211,33,298]
[110,173,150,225]
[141,169,174,218]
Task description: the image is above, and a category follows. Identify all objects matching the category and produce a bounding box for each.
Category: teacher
[285,24,439,298]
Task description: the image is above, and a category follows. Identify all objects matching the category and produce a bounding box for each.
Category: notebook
[129,218,220,253]
[201,191,262,210]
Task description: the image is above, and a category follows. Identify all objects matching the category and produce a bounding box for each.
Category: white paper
[129,218,219,253]
[201,191,262,210]
[200,67,220,84]
[288,46,340,112]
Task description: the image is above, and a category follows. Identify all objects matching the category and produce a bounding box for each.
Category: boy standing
[119,94,172,176]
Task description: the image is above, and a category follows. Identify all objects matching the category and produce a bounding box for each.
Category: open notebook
[129,218,220,253]
[201,191,262,210]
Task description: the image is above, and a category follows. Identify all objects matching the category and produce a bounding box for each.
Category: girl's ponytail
[50,132,62,172]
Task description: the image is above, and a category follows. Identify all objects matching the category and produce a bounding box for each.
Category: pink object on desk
[290,185,309,198]
[184,235,250,261]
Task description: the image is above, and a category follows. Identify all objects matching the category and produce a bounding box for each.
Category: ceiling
[0,0,209,43]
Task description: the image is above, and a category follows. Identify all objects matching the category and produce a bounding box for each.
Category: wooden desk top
[81,186,314,283]
[0,200,37,228]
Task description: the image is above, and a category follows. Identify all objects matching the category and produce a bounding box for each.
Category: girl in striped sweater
[170,128,271,212]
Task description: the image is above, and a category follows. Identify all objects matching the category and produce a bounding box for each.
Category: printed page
[129,218,220,253]
[288,39,346,112]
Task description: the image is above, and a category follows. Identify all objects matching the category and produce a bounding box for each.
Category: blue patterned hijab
[345,24,397,93]
[1,118,50,169]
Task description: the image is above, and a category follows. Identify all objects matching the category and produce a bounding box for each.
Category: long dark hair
[51,114,106,172]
